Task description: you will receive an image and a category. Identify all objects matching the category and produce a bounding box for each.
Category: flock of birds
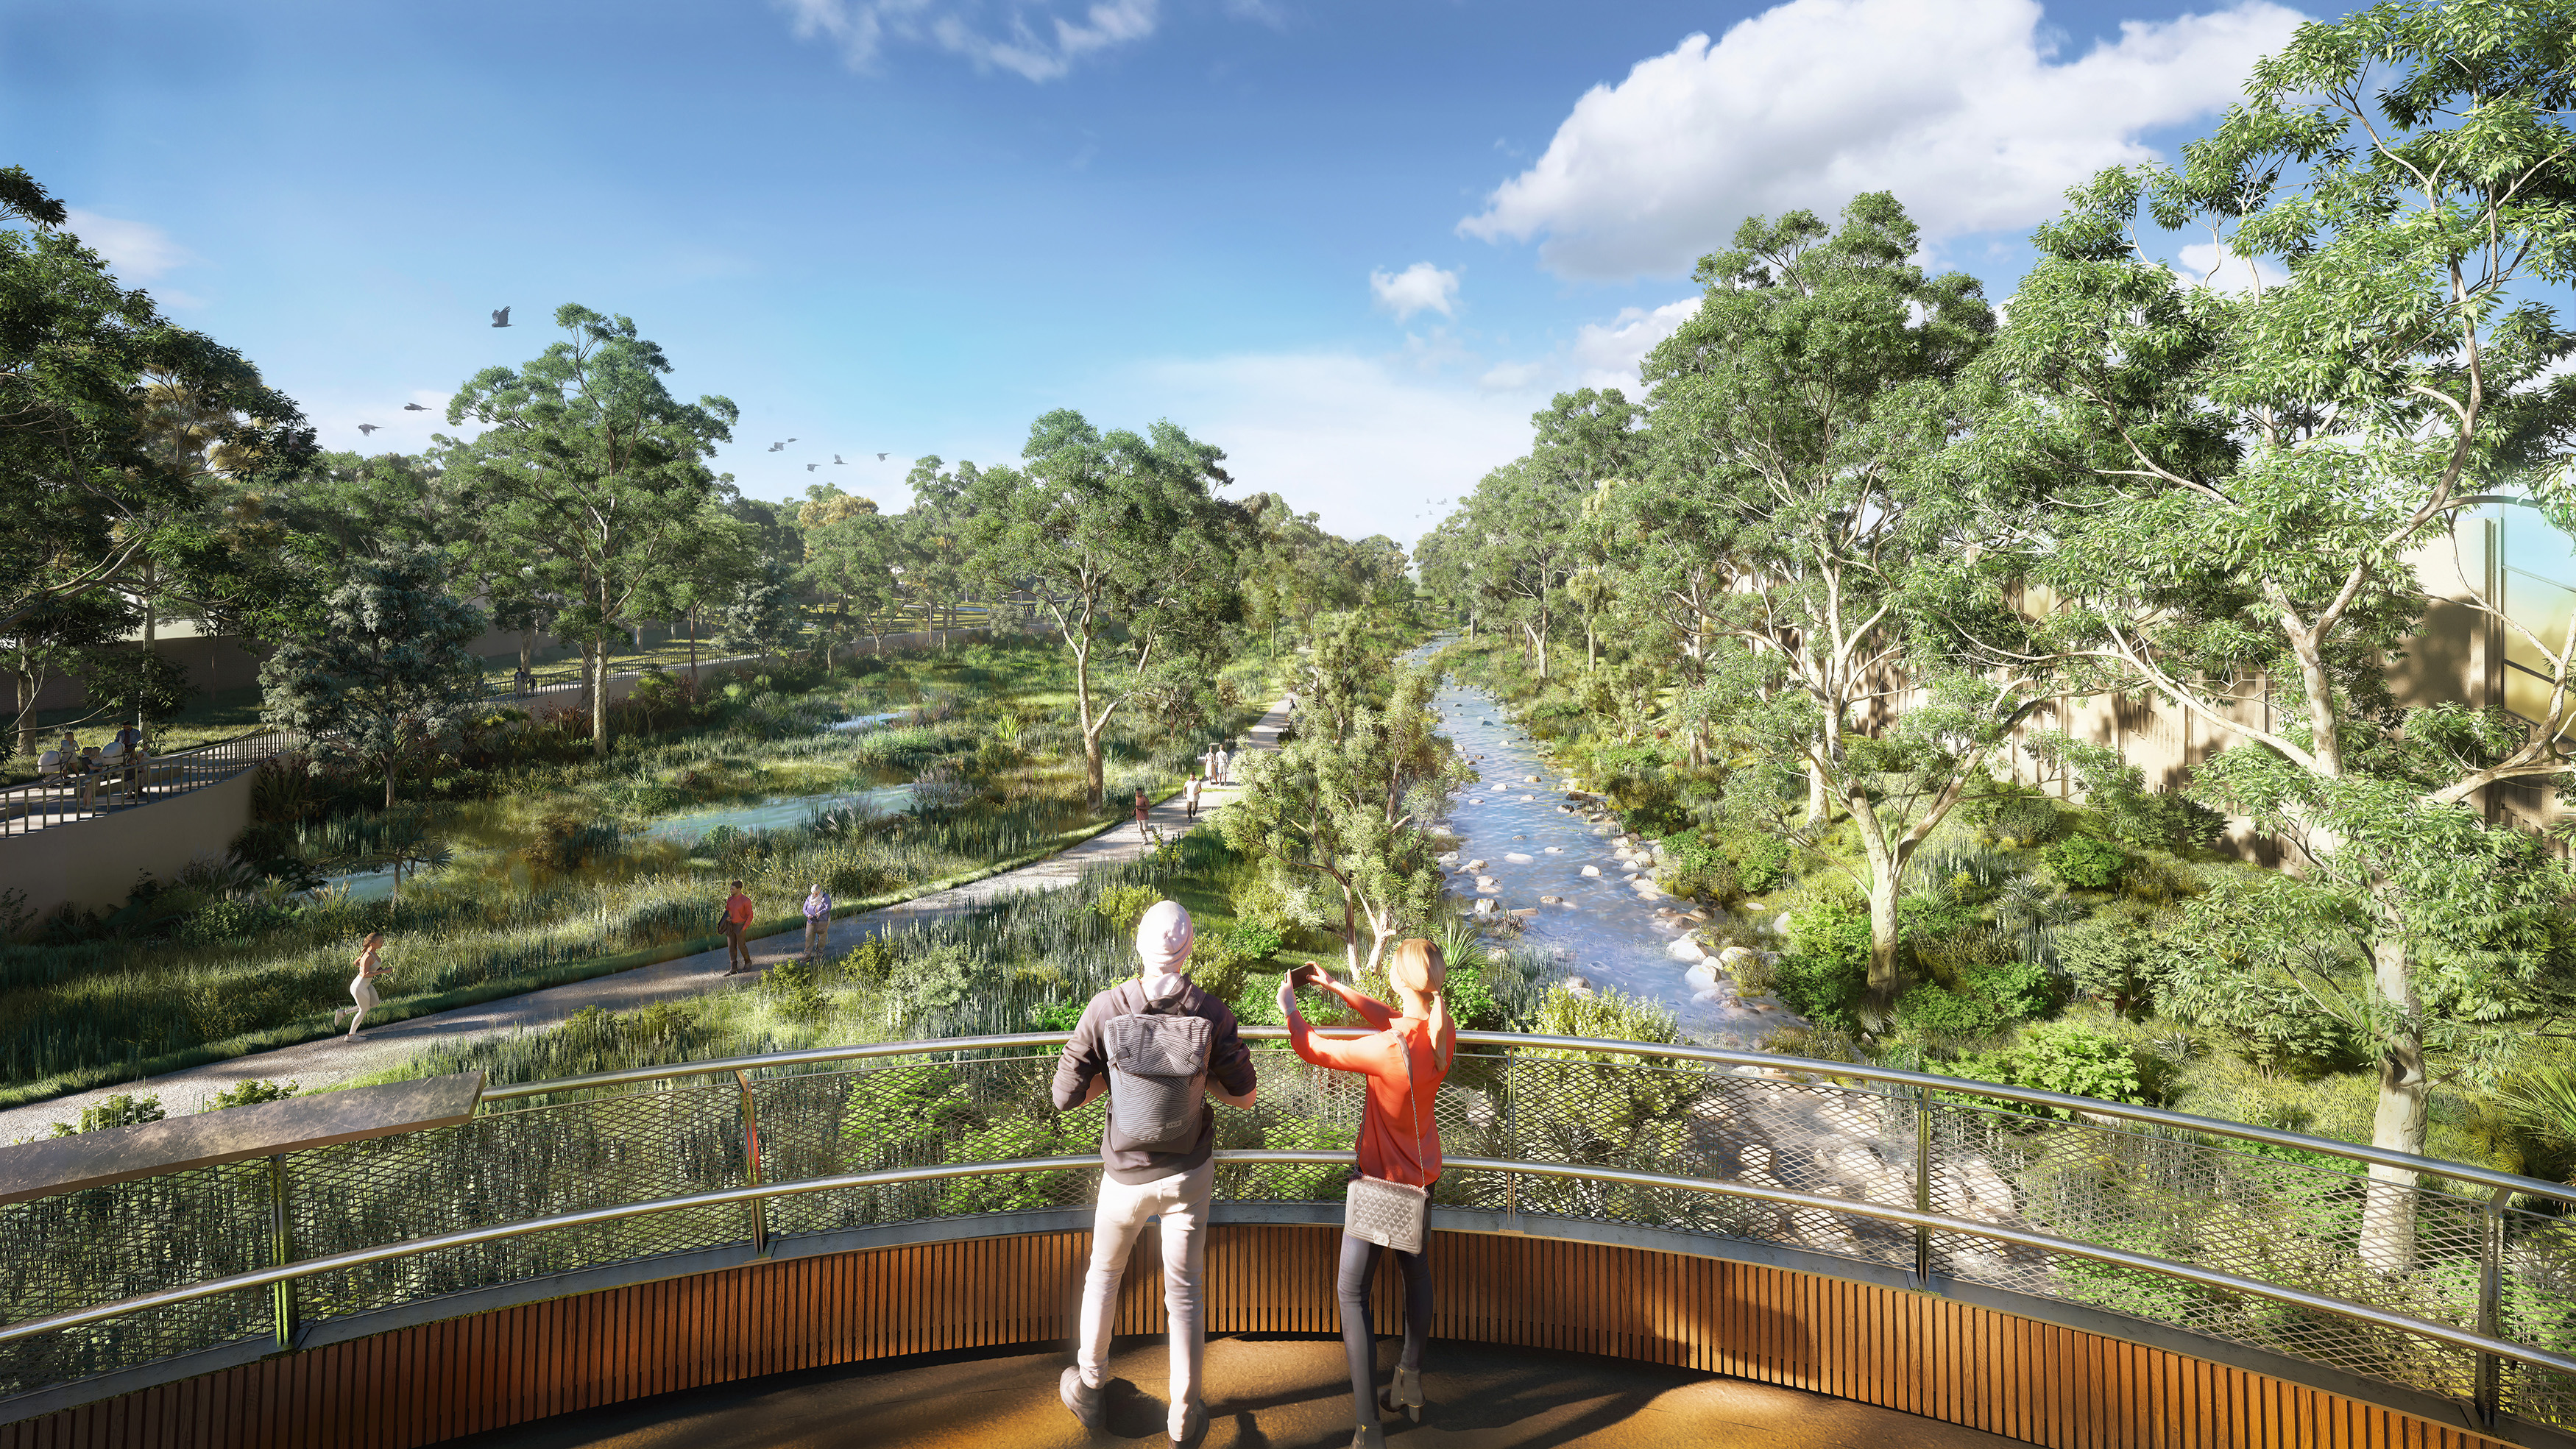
[347,309,898,468]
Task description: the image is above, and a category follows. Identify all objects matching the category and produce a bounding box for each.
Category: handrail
[477,1028,2576,1205]
[0,726,302,837]
[4,1149,2572,1383]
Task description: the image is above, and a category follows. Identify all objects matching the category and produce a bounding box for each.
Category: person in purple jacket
[1051,900,1259,1448]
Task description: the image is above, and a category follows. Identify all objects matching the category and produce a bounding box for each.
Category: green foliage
[2042,835,2127,891]
[1727,832,1791,894]
[1950,1024,2149,1110]
[2056,913,2162,1018]
[205,1079,298,1111]
[764,953,827,1018]
[258,545,487,809]
[49,1093,164,1137]
[886,943,977,1015]
[1089,885,1160,938]
[1443,963,1502,1032]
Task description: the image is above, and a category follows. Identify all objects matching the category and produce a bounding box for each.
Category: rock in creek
[1666,935,1706,963]
[1579,864,1602,877]
[1504,851,1534,864]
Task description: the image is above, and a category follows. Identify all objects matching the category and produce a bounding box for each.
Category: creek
[1426,668,1797,1046]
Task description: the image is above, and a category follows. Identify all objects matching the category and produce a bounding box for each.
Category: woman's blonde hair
[1388,938,1453,1069]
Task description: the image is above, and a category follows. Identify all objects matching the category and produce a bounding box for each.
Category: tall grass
[0,637,1278,1096]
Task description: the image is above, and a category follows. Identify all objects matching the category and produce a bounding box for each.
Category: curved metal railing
[1,1030,2572,1437]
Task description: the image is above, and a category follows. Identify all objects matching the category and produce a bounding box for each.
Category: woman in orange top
[1281,939,1455,1449]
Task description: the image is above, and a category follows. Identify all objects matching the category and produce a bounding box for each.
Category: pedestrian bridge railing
[0,729,302,839]
[0,1032,2570,1443]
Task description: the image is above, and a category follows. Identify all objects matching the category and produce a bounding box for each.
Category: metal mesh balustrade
[288,1080,751,1322]
[0,1038,2572,1436]
[0,1164,271,1398]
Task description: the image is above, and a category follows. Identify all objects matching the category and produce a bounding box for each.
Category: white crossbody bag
[1342,1030,1429,1255]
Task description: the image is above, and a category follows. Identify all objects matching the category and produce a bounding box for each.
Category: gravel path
[0,701,1289,1141]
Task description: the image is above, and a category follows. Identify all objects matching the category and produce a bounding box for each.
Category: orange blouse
[1288,988,1453,1188]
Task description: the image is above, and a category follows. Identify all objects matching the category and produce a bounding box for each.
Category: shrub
[51,1093,165,1137]
[2103,788,2228,854]
[764,953,827,1018]
[1091,884,1161,938]
[1655,832,1741,904]
[1443,963,1501,1031]
[2042,835,2127,891]
[2055,915,2161,1018]
[1950,1024,2148,1110]
[205,1079,298,1111]
[1727,832,1791,894]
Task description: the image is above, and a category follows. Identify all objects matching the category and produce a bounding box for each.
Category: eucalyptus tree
[1981,0,2576,1267]
[1223,631,1468,976]
[963,410,1245,808]
[1454,390,1642,680]
[0,169,315,653]
[796,483,900,661]
[1642,193,2022,1015]
[899,456,980,644]
[444,305,735,754]
[260,546,485,809]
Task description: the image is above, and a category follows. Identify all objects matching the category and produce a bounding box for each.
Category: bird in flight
[833,455,846,465]
[403,403,428,411]
[768,442,785,451]
[876,452,889,461]
[807,463,818,471]
[358,424,381,436]
[490,307,511,327]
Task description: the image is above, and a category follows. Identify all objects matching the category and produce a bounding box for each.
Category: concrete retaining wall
[0,768,256,918]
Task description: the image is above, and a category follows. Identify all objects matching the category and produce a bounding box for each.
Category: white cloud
[780,0,1157,82]
[1116,352,1536,544]
[1478,360,1545,392]
[1459,0,2307,280]
[1369,262,1460,322]
[1571,297,1701,392]
[2174,241,2288,294]
[62,208,194,281]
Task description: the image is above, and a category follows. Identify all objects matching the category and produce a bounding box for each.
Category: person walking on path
[1201,743,1220,785]
[1053,901,1259,1448]
[1183,775,1202,822]
[1135,786,1152,841]
[336,932,389,1040]
[720,881,756,974]
[1280,940,1456,1448]
[801,882,831,960]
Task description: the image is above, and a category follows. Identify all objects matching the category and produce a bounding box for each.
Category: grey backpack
[1104,982,1213,1153]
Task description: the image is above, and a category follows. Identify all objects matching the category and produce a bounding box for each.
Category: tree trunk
[2359,934,2429,1274]
[687,610,698,688]
[519,631,535,684]
[1807,757,1832,824]
[386,755,397,811]
[1073,642,1104,810]
[592,640,610,756]
[1864,855,1903,1024]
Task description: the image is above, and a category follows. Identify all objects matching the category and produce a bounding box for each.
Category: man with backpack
[1051,900,1259,1447]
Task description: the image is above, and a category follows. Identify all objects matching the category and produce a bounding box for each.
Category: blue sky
[7,0,2324,550]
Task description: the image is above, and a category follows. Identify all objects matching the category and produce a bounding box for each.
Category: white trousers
[1078,1158,1214,1433]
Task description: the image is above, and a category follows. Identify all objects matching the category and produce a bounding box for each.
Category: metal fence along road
[1,1030,2572,1441]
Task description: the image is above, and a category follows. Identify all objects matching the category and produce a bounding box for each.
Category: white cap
[1134,899,1195,976]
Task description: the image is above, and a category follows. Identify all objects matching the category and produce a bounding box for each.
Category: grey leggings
[1337,1231,1432,1426]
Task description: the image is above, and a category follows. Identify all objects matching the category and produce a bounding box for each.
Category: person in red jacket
[719,881,755,974]
[1280,940,1455,1449]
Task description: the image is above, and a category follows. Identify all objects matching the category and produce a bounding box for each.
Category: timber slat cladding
[0,1226,2517,1449]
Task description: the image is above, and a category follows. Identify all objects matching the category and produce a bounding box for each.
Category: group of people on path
[1052,899,1452,1449]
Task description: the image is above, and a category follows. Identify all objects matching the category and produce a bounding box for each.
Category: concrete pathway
[434,1336,2020,1449]
[0,701,1290,1141]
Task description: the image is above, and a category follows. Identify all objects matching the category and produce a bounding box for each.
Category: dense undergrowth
[1437,634,2576,1185]
[0,637,1278,1099]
